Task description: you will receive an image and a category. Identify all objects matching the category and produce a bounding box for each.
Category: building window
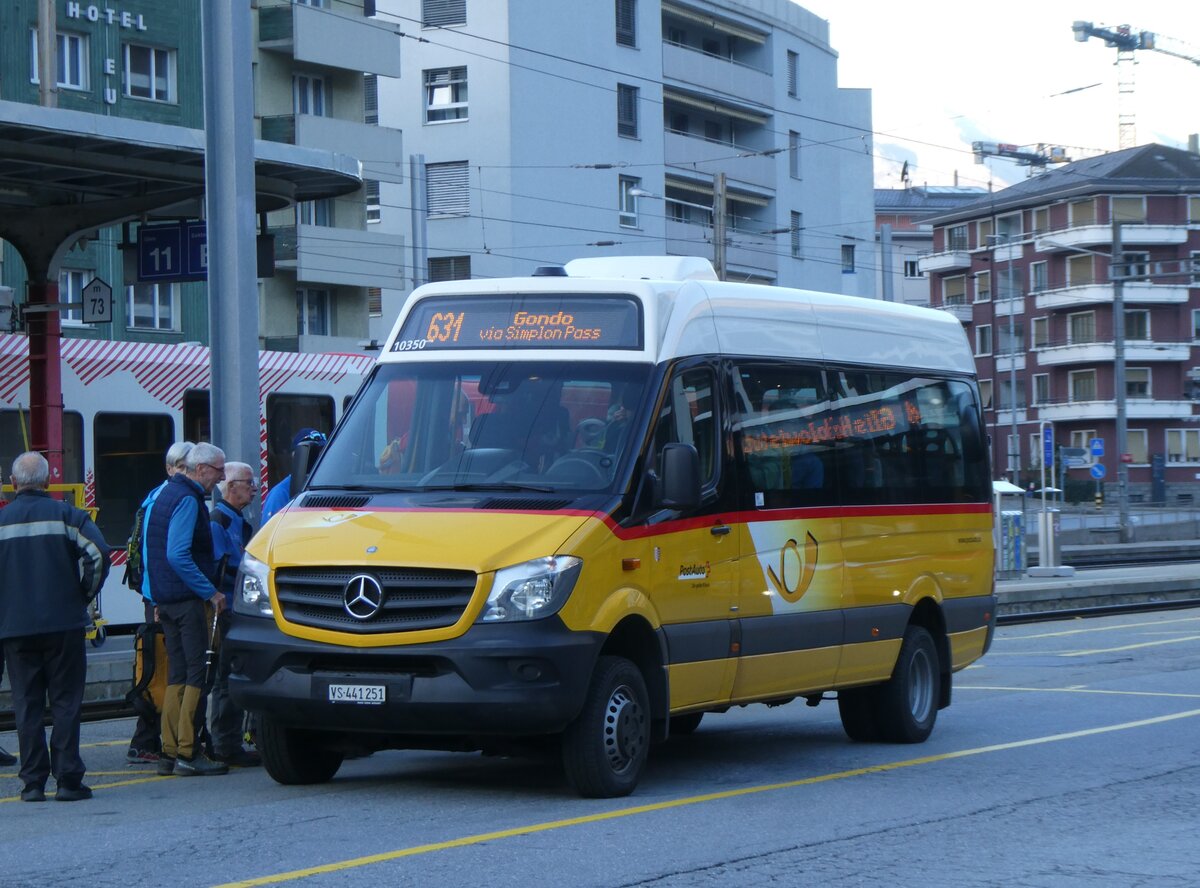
[1191,251,1200,285]
[790,211,803,259]
[1190,197,1200,224]
[1033,373,1049,405]
[619,175,641,228]
[1127,429,1148,464]
[124,44,175,102]
[841,244,856,274]
[996,265,1020,301]
[1125,309,1149,341]
[1030,261,1048,293]
[789,131,801,179]
[1111,196,1145,222]
[786,51,798,97]
[126,282,177,331]
[424,67,468,123]
[975,324,992,356]
[998,321,1023,356]
[1032,207,1050,234]
[58,269,91,325]
[367,287,382,318]
[1070,429,1098,457]
[365,180,381,224]
[978,379,993,410]
[999,379,1023,410]
[616,0,636,47]
[422,0,465,27]
[1192,308,1200,340]
[903,260,923,279]
[30,30,88,89]
[617,84,639,138]
[426,161,469,217]
[1032,316,1049,348]
[363,73,379,124]
[943,276,966,306]
[1166,428,1200,463]
[295,0,329,6]
[1069,198,1096,227]
[1068,311,1096,344]
[974,270,991,302]
[293,73,330,116]
[1069,369,1096,402]
[428,256,471,282]
[1117,251,1149,281]
[946,225,968,251]
[296,198,332,227]
[977,219,993,244]
[1126,367,1151,399]
[1067,254,1094,286]
[995,213,1022,241]
[296,288,330,336]
[1029,432,1044,469]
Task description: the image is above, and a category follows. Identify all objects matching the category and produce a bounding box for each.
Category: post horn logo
[766,532,818,603]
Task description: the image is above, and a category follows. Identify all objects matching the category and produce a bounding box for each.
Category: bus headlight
[478,556,582,623]
[233,553,273,618]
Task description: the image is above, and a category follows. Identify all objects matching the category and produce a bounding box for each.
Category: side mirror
[289,440,326,498]
[657,443,701,512]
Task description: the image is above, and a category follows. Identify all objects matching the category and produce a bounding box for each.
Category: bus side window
[654,367,717,489]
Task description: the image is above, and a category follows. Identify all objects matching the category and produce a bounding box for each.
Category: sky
[795,0,1200,189]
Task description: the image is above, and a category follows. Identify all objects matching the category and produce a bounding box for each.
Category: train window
[265,393,334,490]
[0,410,84,488]
[182,390,211,444]
[94,412,174,545]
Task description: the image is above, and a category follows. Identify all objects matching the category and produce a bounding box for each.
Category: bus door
[729,361,844,701]
[647,364,739,709]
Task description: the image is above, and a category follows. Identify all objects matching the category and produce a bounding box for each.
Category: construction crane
[1072,22,1200,149]
[972,142,1072,170]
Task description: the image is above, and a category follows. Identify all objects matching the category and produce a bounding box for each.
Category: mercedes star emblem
[343,574,385,620]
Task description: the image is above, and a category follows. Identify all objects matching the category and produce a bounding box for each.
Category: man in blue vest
[146,442,228,777]
[0,452,110,801]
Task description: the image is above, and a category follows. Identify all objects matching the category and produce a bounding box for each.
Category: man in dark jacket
[0,452,110,802]
[146,442,228,777]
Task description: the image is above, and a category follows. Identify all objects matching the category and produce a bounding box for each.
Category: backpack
[122,504,147,592]
[126,622,168,719]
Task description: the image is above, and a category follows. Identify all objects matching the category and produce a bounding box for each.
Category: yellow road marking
[82,740,129,749]
[957,685,1200,699]
[1014,616,1200,640]
[0,773,172,803]
[213,708,1200,888]
[1059,635,1200,657]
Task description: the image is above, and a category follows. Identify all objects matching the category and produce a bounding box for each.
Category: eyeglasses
[199,462,226,476]
[229,479,259,491]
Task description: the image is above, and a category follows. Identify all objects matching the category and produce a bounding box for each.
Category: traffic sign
[1042,427,1054,466]
[1090,463,1106,480]
[137,221,207,282]
[82,277,112,325]
[1090,437,1104,457]
[1061,446,1088,468]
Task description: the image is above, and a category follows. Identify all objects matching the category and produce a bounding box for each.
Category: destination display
[392,295,643,351]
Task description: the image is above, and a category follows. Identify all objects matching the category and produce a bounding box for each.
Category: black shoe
[175,754,229,776]
[213,747,262,767]
[126,747,161,764]
[20,784,46,803]
[157,756,176,776]
[0,745,16,767]
[55,783,93,802]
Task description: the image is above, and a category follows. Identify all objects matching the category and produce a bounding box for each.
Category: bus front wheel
[562,656,650,798]
[258,716,345,785]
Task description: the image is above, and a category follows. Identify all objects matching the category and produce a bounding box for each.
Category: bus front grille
[274,567,477,634]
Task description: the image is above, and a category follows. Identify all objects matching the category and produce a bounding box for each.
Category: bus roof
[381,257,976,376]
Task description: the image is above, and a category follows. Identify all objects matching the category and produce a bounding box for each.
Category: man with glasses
[206,461,260,766]
[144,442,228,777]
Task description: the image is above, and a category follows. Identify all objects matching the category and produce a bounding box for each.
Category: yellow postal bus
[226,256,996,797]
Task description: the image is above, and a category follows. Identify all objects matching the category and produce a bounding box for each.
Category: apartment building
[0,0,402,351]
[371,0,875,340]
[920,144,1200,503]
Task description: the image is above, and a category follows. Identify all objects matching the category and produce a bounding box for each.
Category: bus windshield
[309,360,652,495]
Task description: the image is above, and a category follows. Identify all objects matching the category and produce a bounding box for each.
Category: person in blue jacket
[261,428,326,524]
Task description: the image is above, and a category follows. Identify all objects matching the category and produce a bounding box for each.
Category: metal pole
[1039,419,1050,568]
[201,0,261,516]
[37,0,56,108]
[1112,219,1130,542]
[712,173,726,281]
[410,154,428,290]
[880,223,894,301]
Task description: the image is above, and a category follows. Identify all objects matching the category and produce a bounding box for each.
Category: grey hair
[217,461,253,497]
[165,441,195,470]
[185,442,226,472]
[11,451,50,490]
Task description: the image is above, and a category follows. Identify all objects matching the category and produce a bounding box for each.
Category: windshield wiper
[306,484,419,493]
[422,482,558,493]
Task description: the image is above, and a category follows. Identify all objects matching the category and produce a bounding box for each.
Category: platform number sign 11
[82,277,113,325]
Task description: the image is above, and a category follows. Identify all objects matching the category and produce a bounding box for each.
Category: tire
[837,687,881,742]
[562,656,650,798]
[876,625,940,743]
[258,716,345,785]
[669,712,704,736]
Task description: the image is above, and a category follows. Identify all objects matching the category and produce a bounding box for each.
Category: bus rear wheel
[876,625,940,743]
[562,656,650,798]
[258,716,345,785]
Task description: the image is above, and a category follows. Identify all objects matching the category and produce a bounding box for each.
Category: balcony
[1036,398,1196,422]
[1035,223,1189,252]
[1035,339,1193,366]
[661,41,773,108]
[995,353,1026,373]
[271,224,406,290]
[1035,280,1190,310]
[918,250,971,273]
[262,114,404,185]
[940,303,972,323]
[258,2,401,77]
[664,130,774,191]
